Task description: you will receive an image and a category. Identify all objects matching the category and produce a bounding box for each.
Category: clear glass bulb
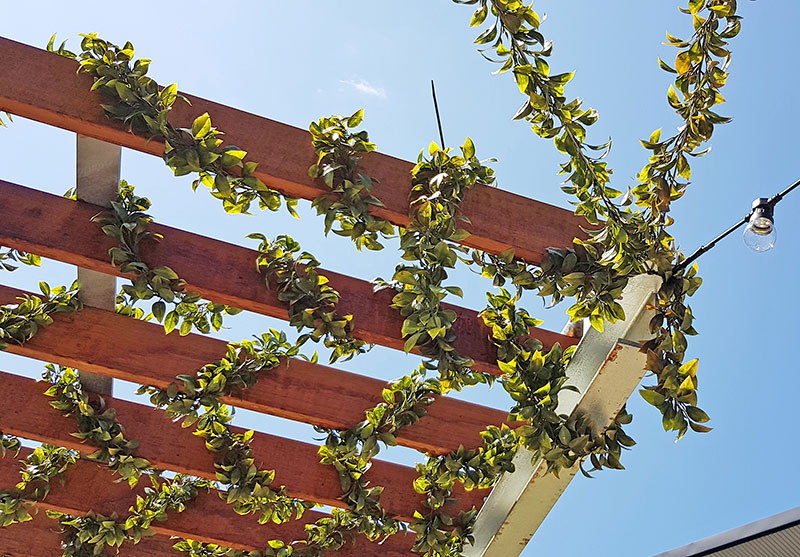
[743,216,776,252]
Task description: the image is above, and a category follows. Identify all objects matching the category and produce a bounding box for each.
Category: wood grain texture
[0,180,577,376]
[0,371,487,523]
[0,36,589,265]
[0,284,514,456]
[0,448,416,554]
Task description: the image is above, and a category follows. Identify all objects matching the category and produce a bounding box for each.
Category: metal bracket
[75,134,120,395]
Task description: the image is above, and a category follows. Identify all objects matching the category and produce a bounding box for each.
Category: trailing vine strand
[0,3,741,551]
[0,281,83,350]
[0,443,79,527]
[309,111,395,251]
[457,0,738,439]
[49,34,297,217]
[93,180,242,335]
[250,234,368,364]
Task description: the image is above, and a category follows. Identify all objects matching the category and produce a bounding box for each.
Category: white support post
[464,274,662,557]
[75,134,120,395]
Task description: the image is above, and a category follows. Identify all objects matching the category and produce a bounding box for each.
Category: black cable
[431,80,446,148]
[672,177,800,274]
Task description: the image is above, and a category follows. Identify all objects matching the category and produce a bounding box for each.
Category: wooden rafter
[0,372,486,522]
[0,36,590,266]
[0,180,578,376]
[0,284,513,455]
[0,449,417,555]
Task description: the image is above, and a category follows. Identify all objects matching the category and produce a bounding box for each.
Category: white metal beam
[75,134,120,395]
[465,274,661,557]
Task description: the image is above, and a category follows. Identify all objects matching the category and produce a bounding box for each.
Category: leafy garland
[49,34,296,217]
[0,442,78,528]
[249,234,368,364]
[49,474,207,556]
[376,140,494,393]
[457,0,736,438]
[0,248,41,272]
[7,1,739,552]
[309,112,395,251]
[93,180,242,334]
[0,281,83,350]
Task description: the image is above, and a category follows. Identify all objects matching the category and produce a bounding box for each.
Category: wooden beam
[464,275,661,556]
[0,372,486,523]
[0,180,577,375]
[0,284,512,456]
[0,448,416,554]
[0,37,588,265]
[0,514,181,557]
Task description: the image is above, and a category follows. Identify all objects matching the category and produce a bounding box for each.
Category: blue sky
[1,2,799,555]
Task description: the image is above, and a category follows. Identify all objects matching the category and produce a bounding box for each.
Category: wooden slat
[0,448,416,555]
[0,372,486,523]
[0,36,589,266]
[0,181,577,375]
[0,514,180,556]
[0,284,512,456]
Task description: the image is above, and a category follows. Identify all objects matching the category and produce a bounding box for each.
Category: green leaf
[639,389,665,407]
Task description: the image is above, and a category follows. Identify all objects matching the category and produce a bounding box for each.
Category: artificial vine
[137,334,315,525]
[93,180,242,335]
[49,34,296,217]
[457,0,737,438]
[309,112,395,251]
[250,234,368,364]
[0,443,78,527]
[48,474,210,556]
[375,139,494,392]
[0,2,740,553]
[43,364,151,487]
[0,281,83,350]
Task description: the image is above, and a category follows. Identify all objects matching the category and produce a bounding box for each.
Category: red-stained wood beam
[0,180,578,376]
[0,36,589,266]
[0,448,416,555]
[0,514,182,556]
[0,284,513,456]
[0,372,486,523]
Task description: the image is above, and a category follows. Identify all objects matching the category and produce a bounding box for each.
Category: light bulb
[743,197,776,252]
[743,218,776,252]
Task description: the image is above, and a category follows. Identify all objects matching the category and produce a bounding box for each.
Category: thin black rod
[673,176,800,274]
[767,176,800,206]
[431,80,446,148]
[673,216,748,274]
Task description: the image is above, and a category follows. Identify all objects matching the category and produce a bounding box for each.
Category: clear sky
[1,2,798,555]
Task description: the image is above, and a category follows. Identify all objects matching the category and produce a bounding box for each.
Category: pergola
[0,36,660,556]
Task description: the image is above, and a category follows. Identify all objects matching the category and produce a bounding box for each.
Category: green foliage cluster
[250,234,368,363]
[49,34,296,217]
[94,180,241,335]
[49,474,211,555]
[375,139,494,392]
[43,364,151,486]
[0,248,40,272]
[0,444,78,527]
[137,334,314,524]
[482,289,635,477]
[0,281,82,350]
[299,369,440,554]
[0,1,741,552]
[309,111,395,251]
[458,0,740,439]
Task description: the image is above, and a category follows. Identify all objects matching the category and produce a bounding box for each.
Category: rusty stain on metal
[605,343,623,364]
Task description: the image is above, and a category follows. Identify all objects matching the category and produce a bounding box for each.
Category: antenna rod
[431,80,446,148]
